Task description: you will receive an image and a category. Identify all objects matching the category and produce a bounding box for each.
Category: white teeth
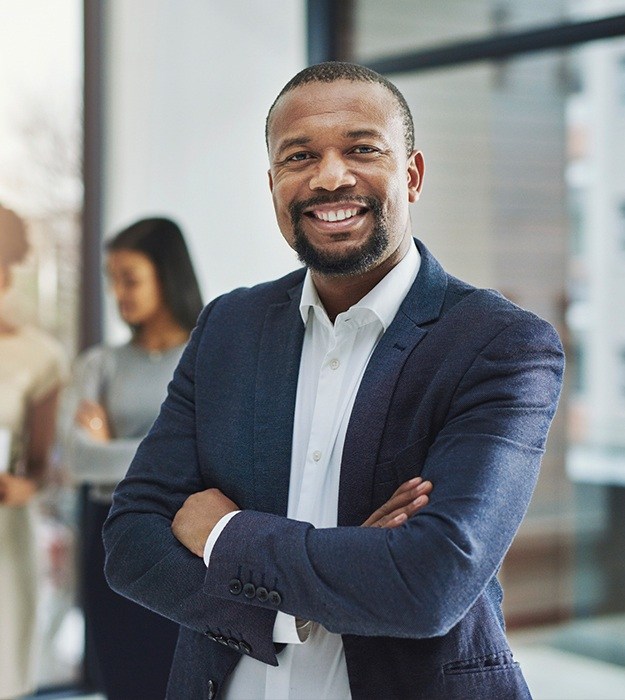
[314,208,359,222]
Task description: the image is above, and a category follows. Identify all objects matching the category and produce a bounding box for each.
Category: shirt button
[329,358,340,370]
[312,450,322,462]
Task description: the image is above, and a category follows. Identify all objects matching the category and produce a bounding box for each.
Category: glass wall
[345,0,625,696]
[0,0,84,691]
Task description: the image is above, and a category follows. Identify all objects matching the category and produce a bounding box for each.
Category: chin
[120,313,139,326]
[295,231,388,277]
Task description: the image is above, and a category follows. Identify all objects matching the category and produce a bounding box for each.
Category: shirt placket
[296,321,356,527]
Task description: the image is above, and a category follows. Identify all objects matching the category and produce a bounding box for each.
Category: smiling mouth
[304,205,368,223]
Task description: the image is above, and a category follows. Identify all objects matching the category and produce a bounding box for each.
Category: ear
[268,169,274,193]
[407,150,425,203]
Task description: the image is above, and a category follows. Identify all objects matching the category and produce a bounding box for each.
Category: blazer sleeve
[202,313,564,640]
[102,301,281,666]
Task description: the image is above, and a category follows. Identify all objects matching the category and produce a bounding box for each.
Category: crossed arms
[103,299,564,666]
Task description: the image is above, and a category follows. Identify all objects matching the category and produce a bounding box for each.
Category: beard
[289,195,388,276]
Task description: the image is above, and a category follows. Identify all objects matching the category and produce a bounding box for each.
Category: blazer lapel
[253,280,305,516]
[338,239,449,526]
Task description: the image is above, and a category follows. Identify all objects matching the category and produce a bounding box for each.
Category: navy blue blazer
[104,239,564,699]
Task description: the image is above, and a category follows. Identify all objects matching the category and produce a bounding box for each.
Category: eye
[286,151,313,162]
[352,145,378,154]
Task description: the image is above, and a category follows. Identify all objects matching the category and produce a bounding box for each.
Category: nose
[309,151,356,191]
[110,280,126,303]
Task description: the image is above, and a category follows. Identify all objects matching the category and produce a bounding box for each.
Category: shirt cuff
[203,510,240,567]
[273,613,312,644]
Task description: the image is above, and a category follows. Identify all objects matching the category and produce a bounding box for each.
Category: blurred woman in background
[62,217,203,699]
[0,204,67,699]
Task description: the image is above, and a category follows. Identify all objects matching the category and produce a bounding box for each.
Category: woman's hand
[362,477,432,528]
[0,473,37,506]
[75,400,112,442]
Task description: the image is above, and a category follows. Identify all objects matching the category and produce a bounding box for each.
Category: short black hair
[106,217,203,332]
[0,204,29,268]
[265,62,415,156]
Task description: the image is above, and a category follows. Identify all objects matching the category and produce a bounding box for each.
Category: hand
[362,477,432,528]
[172,488,239,558]
[75,400,111,441]
[0,473,37,507]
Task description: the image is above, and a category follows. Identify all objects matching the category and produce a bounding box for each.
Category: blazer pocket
[442,652,529,700]
[443,650,519,676]
[373,436,430,502]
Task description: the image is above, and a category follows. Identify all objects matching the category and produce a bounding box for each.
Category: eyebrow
[274,136,311,160]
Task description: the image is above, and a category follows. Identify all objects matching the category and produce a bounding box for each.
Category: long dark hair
[106,217,203,332]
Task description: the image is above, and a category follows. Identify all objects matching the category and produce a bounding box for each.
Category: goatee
[289,195,388,276]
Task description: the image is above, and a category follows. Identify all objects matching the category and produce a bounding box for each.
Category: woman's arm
[0,386,61,506]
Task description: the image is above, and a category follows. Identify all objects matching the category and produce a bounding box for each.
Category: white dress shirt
[206,242,421,699]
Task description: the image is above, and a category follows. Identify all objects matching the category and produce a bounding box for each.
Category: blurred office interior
[1,1,625,698]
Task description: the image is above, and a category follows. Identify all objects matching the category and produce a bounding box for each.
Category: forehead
[107,249,153,272]
[268,79,404,154]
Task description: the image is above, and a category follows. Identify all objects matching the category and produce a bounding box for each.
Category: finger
[390,476,423,498]
[384,512,408,527]
[374,493,430,528]
[362,480,432,527]
[380,480,432,515]
[92,405,108,419]
[76,412,91,428]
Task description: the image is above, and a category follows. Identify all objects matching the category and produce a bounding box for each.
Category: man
[103,62,564,699]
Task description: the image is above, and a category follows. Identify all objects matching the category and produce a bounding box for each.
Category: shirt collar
[299,239,421,331]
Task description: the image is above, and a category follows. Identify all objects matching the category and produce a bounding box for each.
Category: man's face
[267,79,424,277]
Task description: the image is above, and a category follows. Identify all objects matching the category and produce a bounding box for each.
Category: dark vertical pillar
[307,0,354,65]
[81,0,103,351]
[603,486,625,613]
[79,2,104,693]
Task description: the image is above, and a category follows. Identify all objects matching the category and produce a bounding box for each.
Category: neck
[134,313,188,352]
[311,233,412,322]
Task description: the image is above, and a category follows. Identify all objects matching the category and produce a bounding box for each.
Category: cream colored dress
[0,326,66,699]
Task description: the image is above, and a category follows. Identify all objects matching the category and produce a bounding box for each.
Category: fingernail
[408,477,422,484]
[412,495,427,506]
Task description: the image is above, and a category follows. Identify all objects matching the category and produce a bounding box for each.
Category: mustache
[289,194,381,221]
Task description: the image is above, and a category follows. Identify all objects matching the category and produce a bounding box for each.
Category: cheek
[128,281,159,312]
[272,181,289,210]
[272,188,295,230]
[142,285,163,311]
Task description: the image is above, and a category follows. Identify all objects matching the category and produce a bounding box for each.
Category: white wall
[102,0,306,335]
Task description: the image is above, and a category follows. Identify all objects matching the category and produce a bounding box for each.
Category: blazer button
[255,586,269,602]
[227,638,241,651]
[268,590,282,606]
[215,635,228,646]
[240,640,252,655]
[205,630,218,642]
[208,679,217,700]
[243,582,256,598]
[229,578,243,595]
